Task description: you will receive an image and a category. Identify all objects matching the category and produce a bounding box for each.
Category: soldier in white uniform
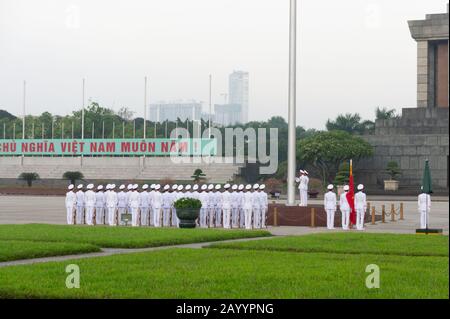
[230,184,239,228]
[418,187,431,229]
[84,184,96,225]
[152,184,163,227]
[355,184,367,231]
[162,185,172,227]
[106,184,118,226]
[207,184,215,227]
[139,184,150,226]
[259,184,268,228]
[323,184,337,230]
[221,184,232,229]
[252,184,261,228]
[238,184,245,228]
[214,184,223,227]
[148,184,156,226]
[243,184,254,229]
[191,184,199,200]
[94,185,106,225]
[128,184,140,227]
[75,184,85,224]
[298,170,309,207]
[198,185,209,227]
[172,185,184,227]
[65,184,76,225]
[340,185,351,230]
[117,185,127,225]
[126,184,133,216]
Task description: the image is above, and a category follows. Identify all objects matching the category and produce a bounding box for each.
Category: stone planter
[308,190,319,198]
[384,180,399,191]
[176,208,200,228]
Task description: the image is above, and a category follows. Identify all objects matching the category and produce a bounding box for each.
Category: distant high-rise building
[228,71,249,123]
[149,101,203,123]
[214,104,242,126]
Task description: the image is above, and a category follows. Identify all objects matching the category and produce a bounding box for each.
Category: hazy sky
[0,0,447,129]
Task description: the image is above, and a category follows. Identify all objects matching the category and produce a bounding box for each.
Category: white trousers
[261,207,267,228]
[85,206,95,225]
[356,208,365,230]
[140,207,149,226]
[162,208,171,226]
[252,207,260,228]
[299,189,308,207]
[420,210,428,229]
[153,207,162,227]
[341,209,350,229]
[95,206,105,225]
[231,207,239,228]
[199,208,208,228]
[66,205,75,224]
[117,207,126,225]
[148,207,154,226]
[208,207,215,227]
[107,206,117,226]
[76,205,84,224]
[244,208,253,230]
[326,209,335,229]
[239,208,245,228]
[215,207,222,227]
[171,208,179,227]
[222,207,231,229]
[131,207,139,227]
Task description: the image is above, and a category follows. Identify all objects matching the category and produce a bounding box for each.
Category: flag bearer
[106,184,118,226]
[355,184,367,230]
[418,186,431,229]
[199,184,209,227]
[324,184,337,229]
[259,184,268,228]
[140,184,150,226]
[243,185,254,229]
[152,184,163,227]
[75,184,85,224]
[340,185,351,230]
[222,184,232,229]
[65,184,76,225]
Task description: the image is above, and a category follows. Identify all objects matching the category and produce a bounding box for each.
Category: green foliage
[298,131,373,184]
[174,198,202,210]
[62,171,84,185]
[333,162,350,185]
[376,107,398,120]
[18,172,40,187]
[191,169,206,183]
[386,161,401,180]
[326,113,370,135]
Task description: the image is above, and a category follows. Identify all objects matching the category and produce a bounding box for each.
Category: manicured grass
[0,248,447,298]
[209,233,449,257]
[0,224,271,248]
[0,240,101,262]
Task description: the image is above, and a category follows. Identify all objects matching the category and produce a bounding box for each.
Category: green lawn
[0,248,447,298]
[0,240,100,262]
[0,224,271,248]
[209,233,449,257]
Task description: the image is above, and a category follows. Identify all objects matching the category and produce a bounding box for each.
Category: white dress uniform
[355,186,367,230]
[162,190,172,227]
[106,186,118,226]
[243,187,254,230]
[418,192,431,229]
[298,172,309,207]
[65,187,76,225]
[152,187,163,227]
[230,190,240,228]
[95,190,106,225]
[237,188,245,228]
[75,187,85,224]
[198,190,209,228]
[214,188,223,227]
[84,186,96,226]
[221,186,232,229]
[259,188,268,228]
[340,189,351,230]
[206,185,215,227]
[128,187,140,227]
[323,188,337,229]
[117,188,127,225]
[148,187,155,226]
[139,187,150,226]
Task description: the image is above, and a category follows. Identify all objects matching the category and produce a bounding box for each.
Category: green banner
[0,138,217,156]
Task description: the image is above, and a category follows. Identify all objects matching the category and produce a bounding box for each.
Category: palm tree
[326,113,364,134]
[63,171,84,185]
[376,107,398,120]
[19,172,40,187]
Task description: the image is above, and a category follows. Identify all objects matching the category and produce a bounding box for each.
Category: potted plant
[307,178,322,198]
[174,197,202,228]
[384,161,401,191]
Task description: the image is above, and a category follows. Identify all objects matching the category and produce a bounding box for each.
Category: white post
[144,76,147,139]
[22,80,26,139]
[81,78,85,140]
[286,0,297,206]
[208,74,212,138]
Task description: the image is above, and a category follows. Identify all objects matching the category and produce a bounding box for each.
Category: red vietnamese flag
[346,159,357,226]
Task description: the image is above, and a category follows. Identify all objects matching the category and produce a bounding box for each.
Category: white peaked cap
[208,184,214,190]
[253,183,259,189]
[155,184,161,190]
[164,184,170,190]
[245,184,252,190]
[238,184,244,190]
[110,184,116,189]
[172,184,178,190]
[215,184,221,190]
[142,184,149,190]
[77,184,83,189]
[304,170,309,175]
[185,185,192,190]
[119,184,125,190]
[327,184,334,190]
[224,183,231,189]
[201,184,208,190]
[259,184,266,190]
[299,169,305,174]
[343,185,350,191]
[192,184,199,190]
[133,184,138,189]
[357,184,364,191]
[150,184,155,189]
[87,184,94,190]
[68,184,74,190]
[127,184,133,190]
[177,185,184,191]
[97,185,103,190]
[231,184,238,190]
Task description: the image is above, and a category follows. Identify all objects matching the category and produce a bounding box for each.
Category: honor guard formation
[65,182,268,229]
